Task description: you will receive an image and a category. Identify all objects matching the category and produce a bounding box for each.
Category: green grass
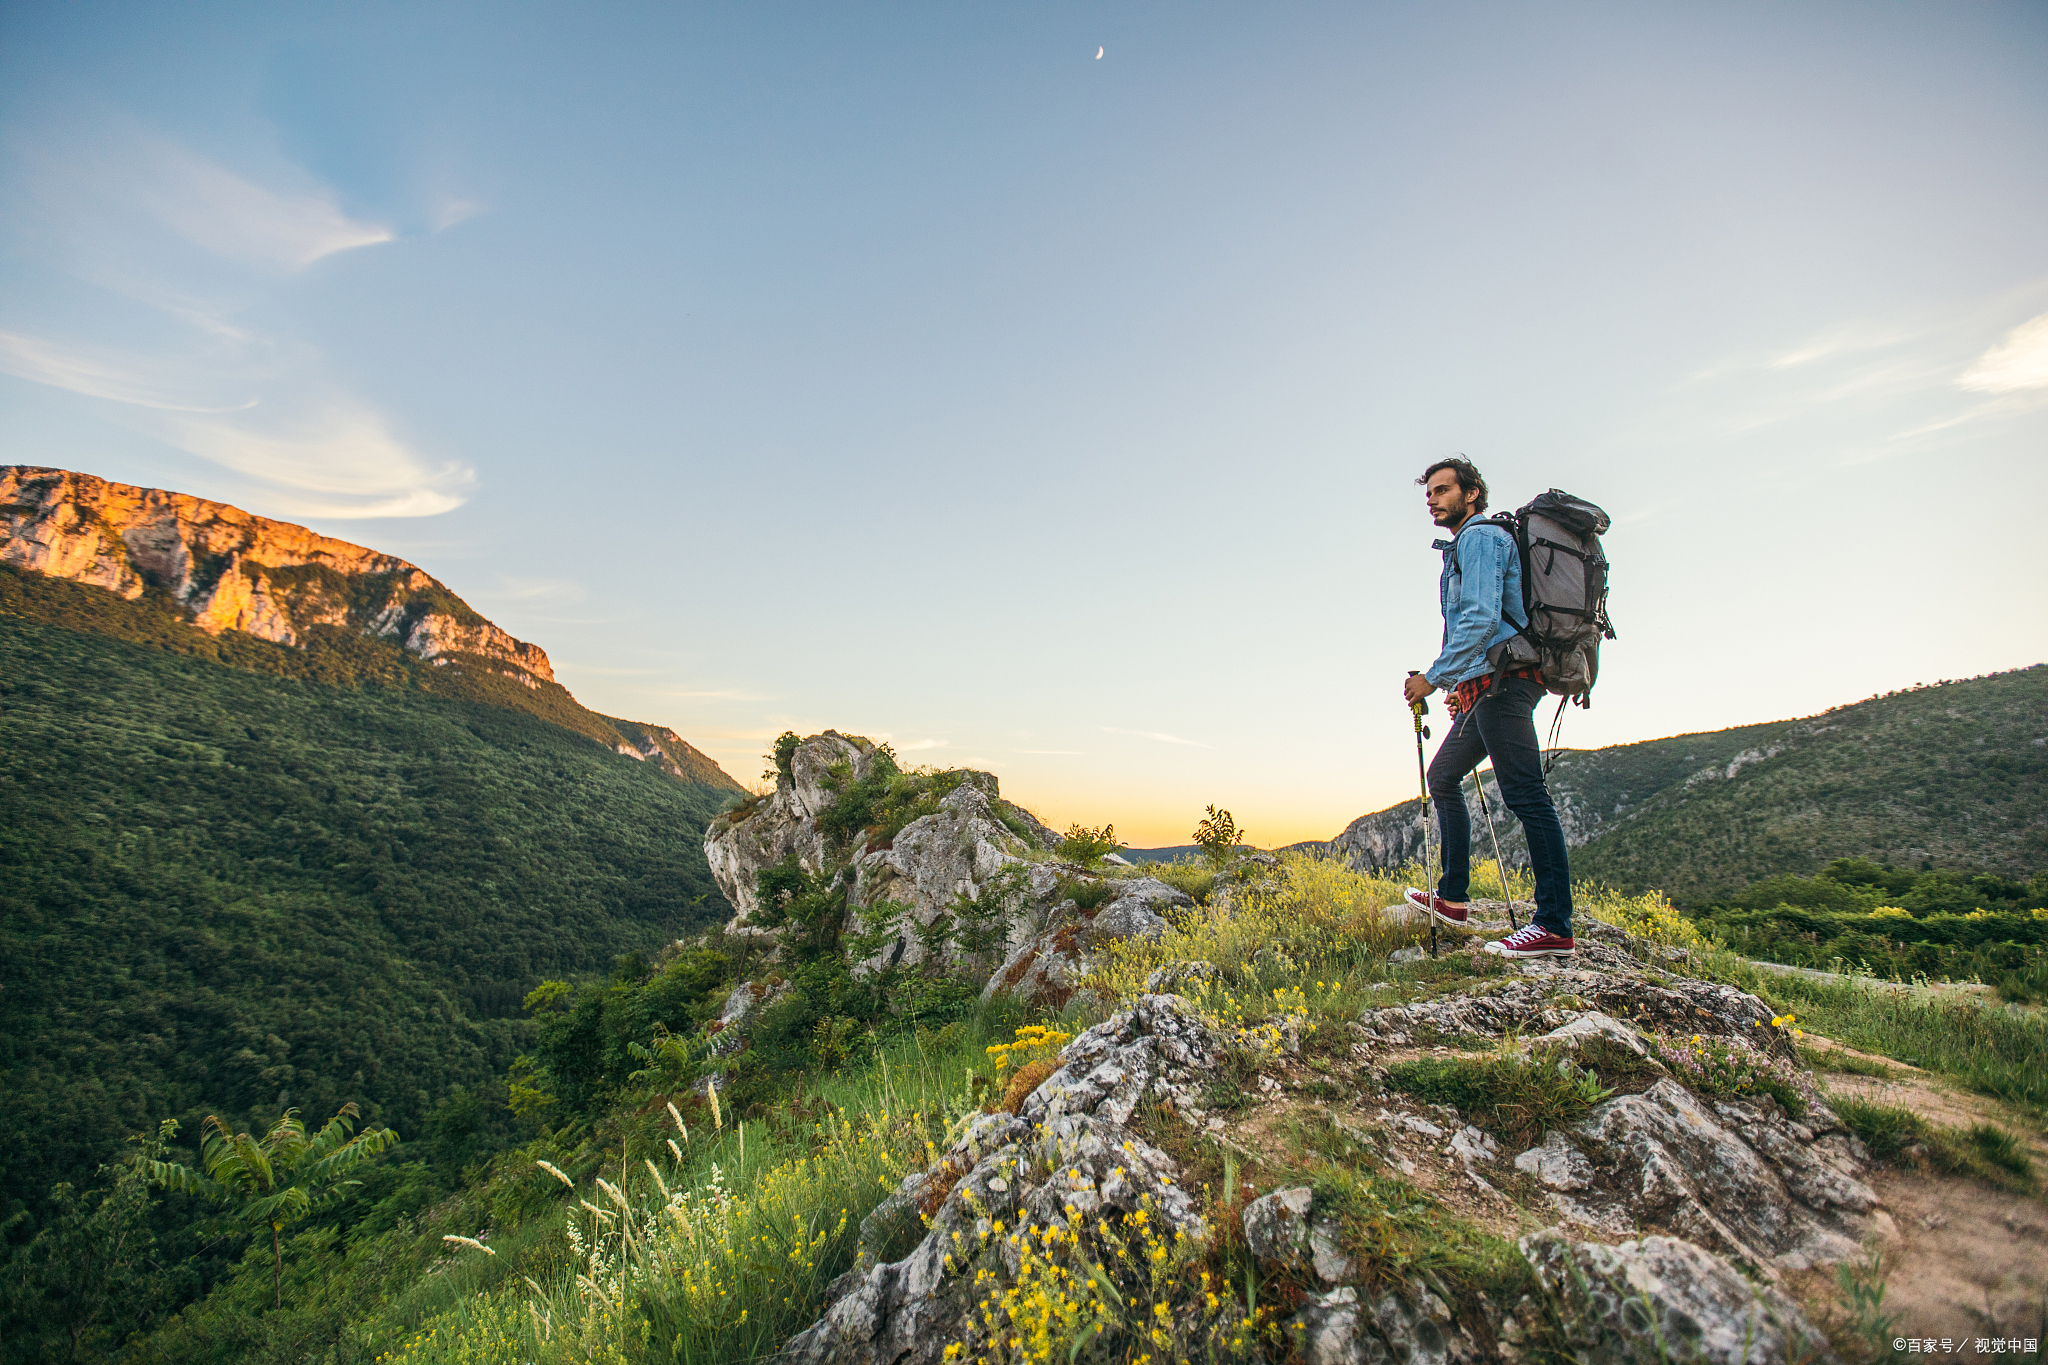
[1799,1045,1894,1079]
[1701,950,2048,1117]
[1831,1098,2036,1193]
[1381,1054,1614,1146]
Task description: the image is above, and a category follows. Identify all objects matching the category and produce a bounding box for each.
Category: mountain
[1326,665,2047,903]
[0,466,739,789]
[0,469,745,1227]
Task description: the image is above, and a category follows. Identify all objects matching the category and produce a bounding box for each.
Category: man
[1401,457,1576,958]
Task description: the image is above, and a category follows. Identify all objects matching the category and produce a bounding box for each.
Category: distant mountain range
[1322,666,2047,903]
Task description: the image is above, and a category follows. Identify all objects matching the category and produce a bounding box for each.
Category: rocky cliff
[2,466,553,682]
[0,466,741,791]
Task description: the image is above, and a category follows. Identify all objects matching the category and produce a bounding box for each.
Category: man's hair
[1417,457,1488,515]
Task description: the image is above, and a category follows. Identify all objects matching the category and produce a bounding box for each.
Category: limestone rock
[1242,1186,1314,1263]
[780,996,1221,1365]
[1290,1278,1482,1365]
[858,784,1056,974]
[1526,1010,1656,1069]
[1520,1228,1838,1363]
[1143,959,1216,995]
[1522,1079,1878,1270]
[0,466,554,681]
[986,876,1191,1009]
[1355,939,1787,1053]
[708,979,789,1060]
[705,732,891,927]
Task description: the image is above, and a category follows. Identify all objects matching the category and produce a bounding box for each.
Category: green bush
[1057,822,1125,863]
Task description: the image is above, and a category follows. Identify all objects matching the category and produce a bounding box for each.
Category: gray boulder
[1517,1078,1880,1270]
[1519,1228,1838,1364]
[780,996,1222,1365]
[1290,1277,1482,1365]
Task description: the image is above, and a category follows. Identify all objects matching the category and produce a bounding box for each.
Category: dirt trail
[1794,1032,2048,1355]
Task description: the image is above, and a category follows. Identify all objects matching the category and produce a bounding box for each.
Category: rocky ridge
[774,905,1886,1363]
[2,466,551,682]
[0,466,739,790]
[703,731,1195,1006]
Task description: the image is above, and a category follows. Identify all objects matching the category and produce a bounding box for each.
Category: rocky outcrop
[1,466,552,682]
[776,906,1893,1364]
[1520,1229,1837,1364]
[1517,1080,1881,1273]
[780,996,1224,1365]
[1350,937,1781,1052]
[703,732,1182,1003]
[981,875,1189,1007]
[704,732,892,923]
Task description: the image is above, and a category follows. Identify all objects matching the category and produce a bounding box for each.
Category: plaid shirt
[1452,666,1542,716]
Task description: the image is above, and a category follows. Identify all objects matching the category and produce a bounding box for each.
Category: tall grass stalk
[375,1015,1016,1365]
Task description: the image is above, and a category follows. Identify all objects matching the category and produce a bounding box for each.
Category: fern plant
[146,1103,398,1308]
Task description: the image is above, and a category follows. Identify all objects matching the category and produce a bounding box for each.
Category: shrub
[1057,823,1125,863]
[1193,806,1247,866]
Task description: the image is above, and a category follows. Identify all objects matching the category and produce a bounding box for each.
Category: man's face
[1425,469,1470,527]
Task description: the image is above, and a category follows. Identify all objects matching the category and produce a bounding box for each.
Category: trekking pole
[1407,673,1437,959]
[1470,765,1520,932]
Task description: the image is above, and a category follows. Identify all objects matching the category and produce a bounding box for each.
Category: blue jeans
[1426,676,1574,937]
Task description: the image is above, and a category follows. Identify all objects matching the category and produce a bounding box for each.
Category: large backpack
[1480,489,1616,706]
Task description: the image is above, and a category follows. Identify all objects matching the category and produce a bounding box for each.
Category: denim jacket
[1426,520,1524,688]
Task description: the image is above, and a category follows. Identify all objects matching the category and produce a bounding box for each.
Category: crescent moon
[1096,46,1104,59]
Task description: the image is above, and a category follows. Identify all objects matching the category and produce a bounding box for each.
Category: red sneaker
[1404,887,1469,928]
[1483,924,1575,959]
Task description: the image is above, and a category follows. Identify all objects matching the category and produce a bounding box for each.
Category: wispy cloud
[136,138,391,271]
[1,110,469,520]
[1958,312,2048,394]
[428,196,490,233]
[1767,324,1915,370]
[1099,726,1210,748]
[0,330,257,412]
[896,738,950,752]
[476,576,588,607]
[14,118,393,273]
[168,404,472,519]
[1017,748,1085,755]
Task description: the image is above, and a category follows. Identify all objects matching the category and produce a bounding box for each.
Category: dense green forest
[0,606,737,1248]
[1683,857,2048,1003]
[1565,665,2048,901]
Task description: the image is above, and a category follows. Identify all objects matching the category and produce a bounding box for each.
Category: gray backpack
[1481,489,1616,706]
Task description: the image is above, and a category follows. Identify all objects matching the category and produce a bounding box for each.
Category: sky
[2,2,2045,848]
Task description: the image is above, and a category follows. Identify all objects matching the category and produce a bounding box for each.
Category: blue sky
[3,1,2045,845]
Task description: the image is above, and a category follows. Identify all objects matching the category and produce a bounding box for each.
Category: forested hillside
[1569,666,2047,900]
[0,605,736,1229]
[1329,665,2047,903]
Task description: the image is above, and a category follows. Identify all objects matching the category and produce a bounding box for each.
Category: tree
[147,1103,399,1308]
[1193,805,1248,867]
[1,1120,186,1364]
